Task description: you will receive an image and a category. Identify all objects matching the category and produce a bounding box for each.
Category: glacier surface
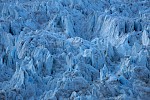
[0,0,150,100]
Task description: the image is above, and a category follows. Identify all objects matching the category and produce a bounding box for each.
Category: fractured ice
[0,0,150,100]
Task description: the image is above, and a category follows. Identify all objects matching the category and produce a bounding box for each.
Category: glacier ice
[0,0,150,99]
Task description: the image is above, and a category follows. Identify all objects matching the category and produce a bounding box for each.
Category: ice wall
[0,0,150,100]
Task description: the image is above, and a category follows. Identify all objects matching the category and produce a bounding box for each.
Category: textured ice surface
[0,0,150,100]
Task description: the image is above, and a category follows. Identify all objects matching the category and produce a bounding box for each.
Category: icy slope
[0,0,150,99]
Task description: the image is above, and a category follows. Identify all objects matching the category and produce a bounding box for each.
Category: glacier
[0,0,150,100]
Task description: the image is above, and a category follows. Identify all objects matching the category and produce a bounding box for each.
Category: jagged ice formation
[0,0,150,100]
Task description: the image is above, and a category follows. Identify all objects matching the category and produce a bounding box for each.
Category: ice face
[0,0,150,100]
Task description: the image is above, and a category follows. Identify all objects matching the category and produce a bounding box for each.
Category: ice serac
[0,0,150,100]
